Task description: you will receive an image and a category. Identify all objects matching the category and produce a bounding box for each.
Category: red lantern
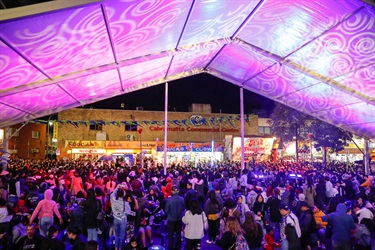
[137,128,143,134]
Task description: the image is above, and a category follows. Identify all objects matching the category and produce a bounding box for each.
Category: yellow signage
[65,140,105,148]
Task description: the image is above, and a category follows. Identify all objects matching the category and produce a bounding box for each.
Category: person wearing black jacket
[67,225,87,250]
[266,188,281,225]
[242,211,263,249]
[15,223,44,250]
[184,181,197,210]
[216,216,243,250]
[165,186,185,250]
[40,224,65,250]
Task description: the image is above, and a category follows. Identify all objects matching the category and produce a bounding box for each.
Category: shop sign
[156,142,224,152]
[232,137,275,160]
[66,140,104,148]
[71,148,106,154]
[105,141,156,149]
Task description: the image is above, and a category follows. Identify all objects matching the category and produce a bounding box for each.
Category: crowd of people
[0,157,373,250]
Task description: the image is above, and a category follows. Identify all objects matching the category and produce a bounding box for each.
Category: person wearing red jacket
[264,226,281,250]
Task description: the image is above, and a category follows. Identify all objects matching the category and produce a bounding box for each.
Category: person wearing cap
[279,204,301,250]
[165,185,185,250]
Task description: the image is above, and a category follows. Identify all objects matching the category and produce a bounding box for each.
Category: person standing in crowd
[298,201,316,249]
[322,203,356,250]
[216,216,246,250]
[40,224,65,250]
[205,190,222,244]
[279,204,301,250]
[185,181,197,210]
[252,194,266,229]
[242,211,263,250]
[266,188,281,237]
[239,169,248,195]
[234,194,250,225]
[12,215,29,245]
[325,176,334,204]
[303,177,316,208]
[84,188,99,242]
[15,223,44,250]
[182,199,208,250]
[29,189,63,237]
[165,186,185,250]
[313,205,327,249]
[67,225,87,250]
[71,171,84,196]
[111,185,131,250]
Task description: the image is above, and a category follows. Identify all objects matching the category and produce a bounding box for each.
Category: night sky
[84,74,275,116]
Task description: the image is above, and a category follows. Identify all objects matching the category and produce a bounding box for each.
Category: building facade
[57,108,259,162]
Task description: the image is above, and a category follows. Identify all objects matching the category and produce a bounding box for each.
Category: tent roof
[1,0,374,138]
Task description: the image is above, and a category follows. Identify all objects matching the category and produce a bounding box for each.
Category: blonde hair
[226,216,244,235]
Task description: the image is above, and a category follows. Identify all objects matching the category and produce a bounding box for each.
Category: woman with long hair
[205,190,223,244]
[242,211,263,250]
[216,216,244,250]
[111,184,131,250]
[303,177,316,207]
[83,188,98,241]
[219,207,230,239]
[252,194,266,231]
[182,199,208,250]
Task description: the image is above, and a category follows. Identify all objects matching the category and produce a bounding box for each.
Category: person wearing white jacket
[111,185,131,250]
[182,199,208,250]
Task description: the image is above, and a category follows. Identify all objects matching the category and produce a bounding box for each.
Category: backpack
[230,234,250,250]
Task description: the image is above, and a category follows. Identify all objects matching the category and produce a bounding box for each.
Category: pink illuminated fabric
[0,0,374,138]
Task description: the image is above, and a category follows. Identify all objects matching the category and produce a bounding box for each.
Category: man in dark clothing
[184,181,197,210]
[266,188,282,241]
[165,186,185,250]
[326,193,344,214]
[15,223,44,250]
[322,203,356,250]
[67,225,87,250]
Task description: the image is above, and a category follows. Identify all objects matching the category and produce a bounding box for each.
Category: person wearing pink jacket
[30,189,63,237]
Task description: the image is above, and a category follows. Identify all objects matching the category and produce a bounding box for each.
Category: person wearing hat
[165,185,185,250]
[279,204,301,250]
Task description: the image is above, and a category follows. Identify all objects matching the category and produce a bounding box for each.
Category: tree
[268,103,353,165]
[268,103,311,162]
[310,120,352,166]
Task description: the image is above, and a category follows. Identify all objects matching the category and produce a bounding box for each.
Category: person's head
[313,205,323,214]
[149,189,155,196]
[226,216,243,235]
[300,202,309,212]
[279,204,290,216]
[116,188,125,200]
[244,211,256,226]
[85,240,99,250]
[21,215,29,226]
[67,225,80,240]
[47,224,59,239]
[273,188,280,196]
[129,236,138,248]
[171,186,179,195]
[256,194,264,203]
[266,225,274,236]
[26,223,36,239]
[187,182,192,189]
[189,199,202,215]
[237,195,243,204]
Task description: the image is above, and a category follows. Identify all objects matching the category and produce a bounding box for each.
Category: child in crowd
[263,226,281,250]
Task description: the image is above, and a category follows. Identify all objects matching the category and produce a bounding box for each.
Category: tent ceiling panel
[179,0,259,47]
[288,7,375,80]
[168,44,222,77]
[0,4,115,79]
[0,0,374,139]
[119,56,172,92]
[58,69,121,103]
[334,64,375,97]
[106,0,191,61]
[0,84,78,119]
[237,0,363,57]
[209,43,275,82]
[0,40,46,90]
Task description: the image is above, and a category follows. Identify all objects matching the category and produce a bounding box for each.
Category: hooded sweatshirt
[30,189,62,222]
[322,203,356,246]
